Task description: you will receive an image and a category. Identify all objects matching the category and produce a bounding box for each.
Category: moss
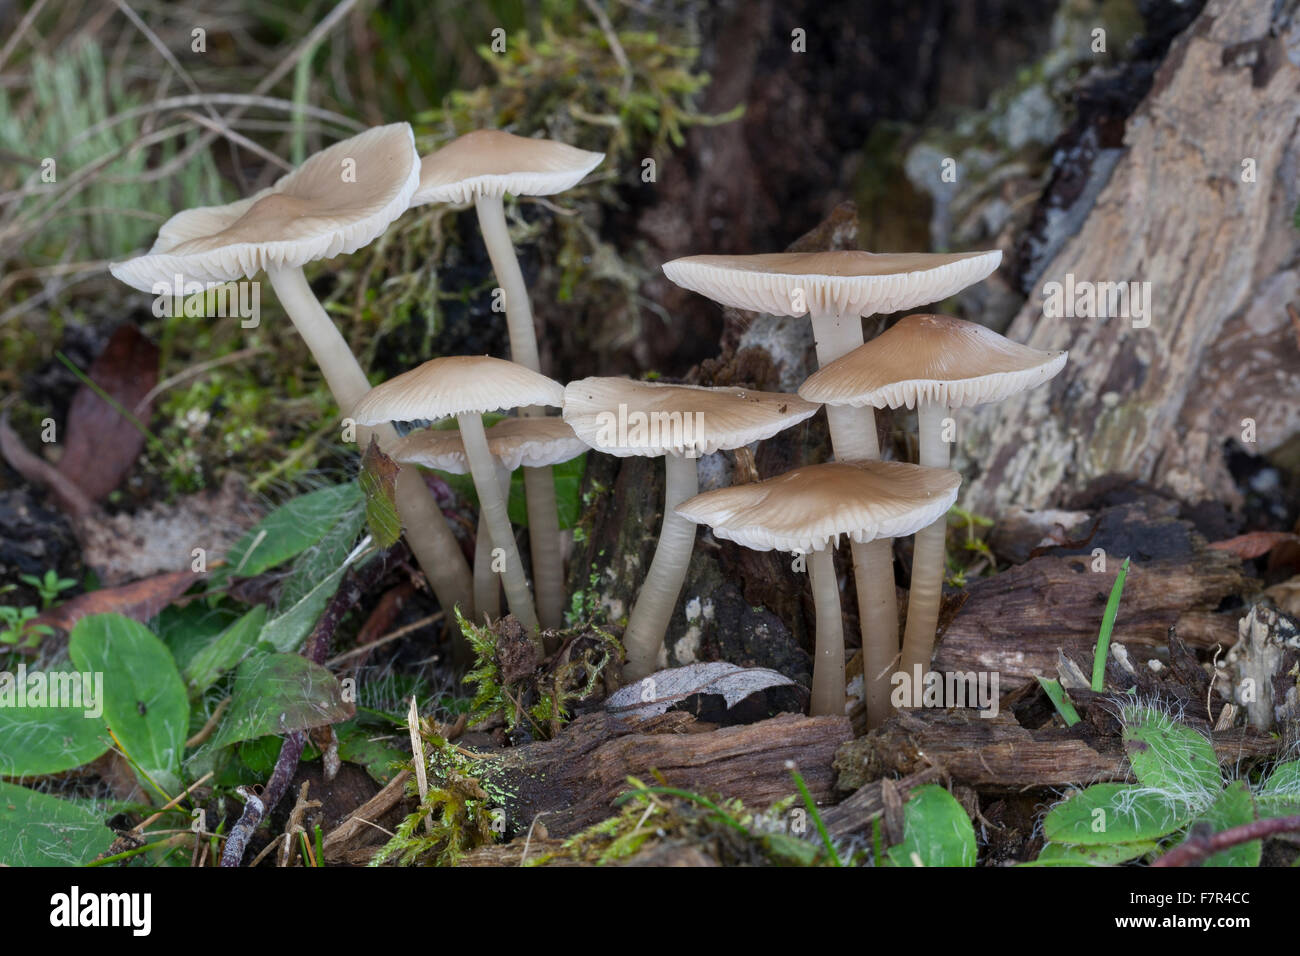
[523,779,837,867]
[458,607,621,740]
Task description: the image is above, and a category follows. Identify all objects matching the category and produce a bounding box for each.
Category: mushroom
[799,313,1067,679]
[392,418,587,624]
[413,130,603,631]
[675,461,961,716]
[351,355,567,639]
[662,250,1000,715]
[562,377,820,680]
[108,123,473,619]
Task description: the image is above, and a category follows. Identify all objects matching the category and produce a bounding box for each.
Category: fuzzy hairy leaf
[0,782,114,866]
[1043,783,1190,845]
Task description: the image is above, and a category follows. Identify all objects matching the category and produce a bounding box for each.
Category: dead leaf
[33,569,198,634]
[605,662,804,725]
[1207,531,1300,559]
[56,325,159,501]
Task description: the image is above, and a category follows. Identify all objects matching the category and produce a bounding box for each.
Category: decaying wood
[935,498,1251,691]
[485,711,852,839]
[321,769,412,863]
[839,709,1280,792]
[961,0,1300,514]
[820,765,944,840]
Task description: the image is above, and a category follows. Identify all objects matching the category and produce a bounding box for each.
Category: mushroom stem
[900,401,951,678]
[473,465,511,621]
[523,464,565,630]
[622,453,699,681]
[266,266,474,617]
[475,193,566,632]
[809,310,898,728]
[808,545,847,717]
[475,193,540,372]
[457,412,540,638]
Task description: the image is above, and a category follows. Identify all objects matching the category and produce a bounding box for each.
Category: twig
[0,0,50,72]
[185,698,232,748]
[219,731,306,867]
[130,770,214,835]
[220,546,398,866]
[581,0,633,97]
[1151,815,1300,867]
[324,612,443,666]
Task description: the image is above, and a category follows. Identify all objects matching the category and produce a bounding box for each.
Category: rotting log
[934,497,1252,691]
[835,709,1280,793]
[483,711,852,839]
[960,1,1300,514]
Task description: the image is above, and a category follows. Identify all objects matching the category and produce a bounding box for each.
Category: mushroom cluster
[109,122,1065,727]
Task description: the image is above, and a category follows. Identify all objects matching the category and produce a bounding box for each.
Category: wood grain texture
[487,711,852,838]
[960,1,1300,514]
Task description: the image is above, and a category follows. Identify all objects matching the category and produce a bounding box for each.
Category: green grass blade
[1091,556,1130,691]
[1037,676,1081,727]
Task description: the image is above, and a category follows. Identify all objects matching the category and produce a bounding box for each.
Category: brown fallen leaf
[32,569,199,634]
[56,325,159,502]
[1207,530,1300,560]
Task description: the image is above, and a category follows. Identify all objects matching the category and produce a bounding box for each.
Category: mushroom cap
[391,417,586,472]
[350,355,565,425]
[389,427,470,474]
[675,460,961,553]
[412,129,604,206]
[798,313,1068,410]
[661,249,1001,318]
[110,123,420,292]
[562,377,820,458]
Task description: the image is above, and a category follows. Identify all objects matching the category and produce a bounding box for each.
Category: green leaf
[1034,840,1157,866]
[1121,704,1221,806]
[1190,781,1259,867]
[0,668,109,775]
[259,562,348,654]
[197,653,354,755]
[337,718,408,784]
[1259,760,1300,796]
[359,439,401,548]
[68,614,188,796]
[1043,783,1189,845]
[885,785,977,867]
[219,483,363,580]
[277,501,366,610]
[153,602,243,673]
[182,605,268,693]
[0,782,114,866]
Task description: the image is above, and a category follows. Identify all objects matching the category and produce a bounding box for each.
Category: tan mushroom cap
[675,461,961,554]
[661,250,1001,318]
[391,417,585,473]
[799,313,1068,410]
[350,355,565,425]
[110,124,420,292]
[412,129,604,206]
[563,377,820,458]
[389,427,469,474]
